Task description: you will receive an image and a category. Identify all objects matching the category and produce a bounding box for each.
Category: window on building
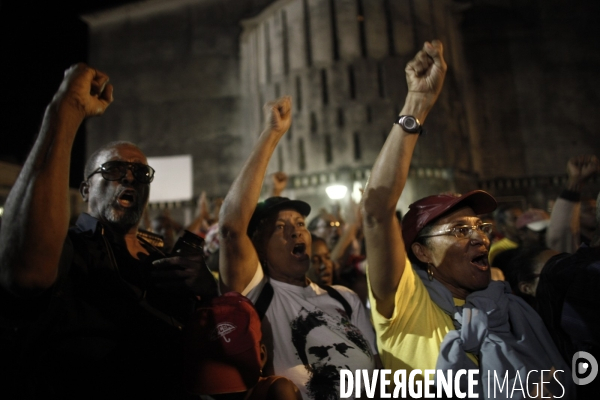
[377,62,385,98]
[299,138,306,171]
[310,112,318,134]
[357,0,367,58]
[321,69,329,105]
[329,0,339,61]
[337,108,345,128]
[324,134,333,164]
[282,9,290,75]
[303,0,312,67]
[278,146,284,171]
[265,22,271,83]
[348,65,356,99]
[353,132,362,160]
[296,76,303,111]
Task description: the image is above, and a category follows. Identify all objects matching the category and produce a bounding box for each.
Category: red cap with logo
[401,190,497,253]
[182,292,263,395]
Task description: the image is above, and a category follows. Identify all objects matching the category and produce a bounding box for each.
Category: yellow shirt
[488,237,518,266]
[367,257,477,380]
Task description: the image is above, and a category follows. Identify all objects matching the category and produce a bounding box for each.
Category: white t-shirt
[243,266,377,400]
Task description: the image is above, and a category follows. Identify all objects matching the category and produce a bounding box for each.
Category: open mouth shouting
[292,242,308,261]
[116,189,137,208]
[471,253,490,271]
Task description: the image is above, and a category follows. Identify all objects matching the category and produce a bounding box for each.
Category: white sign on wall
[146,155,193,203]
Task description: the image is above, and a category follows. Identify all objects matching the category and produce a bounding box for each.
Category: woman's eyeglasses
[418,223,494,240]
[87,161,155,184]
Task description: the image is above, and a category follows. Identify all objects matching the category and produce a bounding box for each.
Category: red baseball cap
[182,292,263,395]
[401,190,497,253]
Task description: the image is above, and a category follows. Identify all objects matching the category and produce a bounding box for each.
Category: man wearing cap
[361,40,573,398]
[219,96,378,399]
[0,64,215,398]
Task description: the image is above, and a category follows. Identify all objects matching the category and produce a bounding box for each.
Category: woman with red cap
[361,40,573,399]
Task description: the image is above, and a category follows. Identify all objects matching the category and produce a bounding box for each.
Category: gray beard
[104,205,143,230]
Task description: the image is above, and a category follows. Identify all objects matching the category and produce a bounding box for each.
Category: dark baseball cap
[402,190,497,253]
[247,196,311,236]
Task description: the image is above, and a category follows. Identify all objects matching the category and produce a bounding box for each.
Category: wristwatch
[395,115,422,134]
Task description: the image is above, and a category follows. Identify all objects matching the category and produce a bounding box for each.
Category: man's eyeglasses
[418,223,494,240]
[86,161,155,184]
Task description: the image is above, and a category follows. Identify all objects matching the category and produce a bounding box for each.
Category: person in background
[152,209,184,253]
[488,204,523,266]
[307,210,341,252]
[546,155,599,253]
[182,292,302,400]
[535,187,600,399]
[306,235,334,286]
[516,208,551,248]
[503,244,559,306]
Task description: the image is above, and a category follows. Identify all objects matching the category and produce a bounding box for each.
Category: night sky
[0,1,138,187]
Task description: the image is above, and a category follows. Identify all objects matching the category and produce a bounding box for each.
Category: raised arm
[362,41,447,318]
[186,191,211,234]
[219,97,292,293]
[546,155,599,252]
[270,171,288,197]
[330,198,361,268]
[0,64,113,294]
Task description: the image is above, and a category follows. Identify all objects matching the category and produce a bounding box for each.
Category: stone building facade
[82,0,600,223]
[239,0,475,215]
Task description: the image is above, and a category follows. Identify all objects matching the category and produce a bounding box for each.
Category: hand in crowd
[271,171,288,197]
[566,155,599,191]
[211,197,223,223]
[151,254,218,300]
[197,191,212,230]
[55,63,114,118]
[344,196,362,229]
[197,191,210,218]
[405,40,447,110]
[263,96,292,136]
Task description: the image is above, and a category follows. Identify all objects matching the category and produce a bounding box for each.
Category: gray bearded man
[0,63,216,399]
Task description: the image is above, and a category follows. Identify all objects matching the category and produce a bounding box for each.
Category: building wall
[84,0,277,203]
[82,0,600,219]
[240,0,472,215]
[459,0,600,209]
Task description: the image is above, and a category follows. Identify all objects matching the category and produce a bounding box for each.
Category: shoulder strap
[254,281,274,320]
[319,284,352,318]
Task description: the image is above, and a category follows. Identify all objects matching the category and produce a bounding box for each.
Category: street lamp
[325,184,348,200]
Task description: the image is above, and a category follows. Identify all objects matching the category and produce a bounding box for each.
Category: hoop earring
[427,264,434,281]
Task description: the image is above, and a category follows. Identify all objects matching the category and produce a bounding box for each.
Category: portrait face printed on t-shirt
[291,308,373,400]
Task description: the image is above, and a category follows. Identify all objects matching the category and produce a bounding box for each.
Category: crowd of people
[0,39,598,400]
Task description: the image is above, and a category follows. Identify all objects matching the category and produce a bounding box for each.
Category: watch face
[397,116,420,133]
[403,117,417,131]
